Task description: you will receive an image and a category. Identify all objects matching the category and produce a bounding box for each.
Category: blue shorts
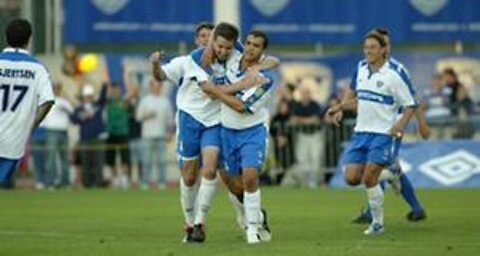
[0,157,19,185]
[177,110,220,161]
[221,124,267,176]
[343,132,396,166]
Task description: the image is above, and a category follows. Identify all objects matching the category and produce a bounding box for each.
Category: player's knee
[201,167,217,179]
[362,174,378,188]
[183,174,197,186]
[243,174,258,192]
[345,176,361,186]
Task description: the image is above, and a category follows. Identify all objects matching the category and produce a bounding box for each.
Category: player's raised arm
[150,51,167,81]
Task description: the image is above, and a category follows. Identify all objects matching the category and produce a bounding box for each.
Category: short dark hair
[213,22,239,42]
[246,30,269,49]
[195,22,214,36]
[364,31,386,47]
[6,19,32,48]
[373,28,390,37]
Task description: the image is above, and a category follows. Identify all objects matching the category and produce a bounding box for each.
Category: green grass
[0,188,479,256]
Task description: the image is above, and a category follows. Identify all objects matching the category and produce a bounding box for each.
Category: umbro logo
[419,150,480,186]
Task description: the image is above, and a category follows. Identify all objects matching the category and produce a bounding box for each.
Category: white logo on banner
[419,150,480,186]
[250,0,290,17]
[409,0,448,16]
[92,0,129,15]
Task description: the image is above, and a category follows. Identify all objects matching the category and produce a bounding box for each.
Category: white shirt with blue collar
[221,54,275,130]
[351,58,416,135]
[161,47,242,127]
[0,48,54,159]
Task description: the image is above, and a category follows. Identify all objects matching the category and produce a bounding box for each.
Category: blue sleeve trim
[350,68,358,90]
[234,41,244,53]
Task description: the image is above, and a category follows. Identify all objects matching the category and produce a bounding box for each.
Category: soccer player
[200,30,274,244]
[0,19,54,187]
[150,22,272,243]
[328,31,417,235]
[334,28,428,224]
[194,22,214,48]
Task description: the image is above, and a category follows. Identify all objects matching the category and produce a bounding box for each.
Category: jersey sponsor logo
[250,0,290,17]
[409,0,448,17]
[376,80,384,88]
[419,150,480,186]
[92,0,129,15]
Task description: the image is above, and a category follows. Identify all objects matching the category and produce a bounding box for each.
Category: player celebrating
[0,19,54,187]
[333,28,428,224]
[151,22,272,243]
[200,30,274,244]
[328,31,417,235]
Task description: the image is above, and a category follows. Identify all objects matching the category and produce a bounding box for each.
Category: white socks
[180,178,198,226]
[244,189,261,232]
[194,177,218,225]
[366,184,384,225]
[228,192,244,216]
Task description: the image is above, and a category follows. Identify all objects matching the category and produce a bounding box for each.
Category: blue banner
[241,0,480,44]
[329,140,480,188]
[64,0,213,44]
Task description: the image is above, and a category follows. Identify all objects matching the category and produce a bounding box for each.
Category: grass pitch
[1,188,479,256]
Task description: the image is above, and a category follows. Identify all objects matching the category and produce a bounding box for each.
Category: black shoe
[258,209,272,242]
[191,224,205,243]
[407,210,427,222]
[182,225,194,243]
[351,212,372,224]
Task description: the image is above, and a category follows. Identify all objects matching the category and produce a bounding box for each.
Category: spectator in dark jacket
[71,83,107,188]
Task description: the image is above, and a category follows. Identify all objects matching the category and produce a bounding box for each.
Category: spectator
[269,99,295,185]
[105,82,132,189]
[123,66,142,188]
[136,79,173,190]
[61,45,80,77]
[443,68,473,116]
[290,86,326,188]
[424,74,451,122]
[71,83,107,188]
[42,83,74,188]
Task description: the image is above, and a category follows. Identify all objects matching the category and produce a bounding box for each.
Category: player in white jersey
[327,31,417,235]
[347,28,428,224]
[0,19,54,187]
[150,22,273,243]
[200,30,274,244]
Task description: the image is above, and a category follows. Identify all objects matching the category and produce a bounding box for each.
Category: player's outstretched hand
[149,51,165,65]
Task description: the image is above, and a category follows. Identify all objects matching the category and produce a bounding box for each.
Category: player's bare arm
[415,101,431,139]
[390,106,416,138]
[327,88,356,126]
[32,100,54,129]
[150,51,167,81]
[202,82,246,113]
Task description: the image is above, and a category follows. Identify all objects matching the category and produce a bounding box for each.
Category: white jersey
[162,48,242,127]
[41,96,73,131]
[221,54,275,130]
[0,48,54,159]
[351,59,416,134]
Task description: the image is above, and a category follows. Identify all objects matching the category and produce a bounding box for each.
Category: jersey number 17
[0,84,28,112]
